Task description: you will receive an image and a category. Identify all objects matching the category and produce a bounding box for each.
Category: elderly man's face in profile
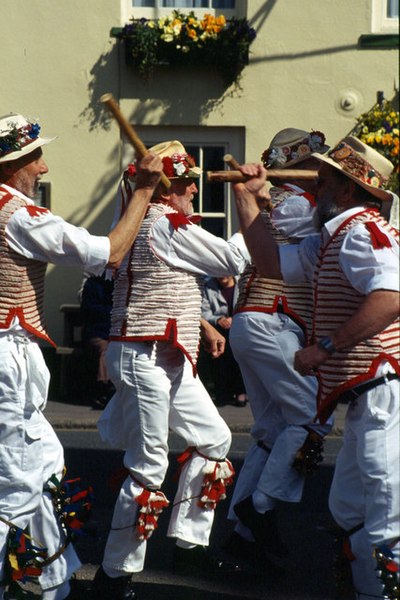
[5,147,49,198]
[167,178,198,216]
[313,163,346,230]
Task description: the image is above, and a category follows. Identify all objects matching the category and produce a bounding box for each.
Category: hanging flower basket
[351,98,399,194]
[117,11,256,86]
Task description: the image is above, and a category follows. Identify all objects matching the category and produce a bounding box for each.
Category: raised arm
[107,153,162,268]
[232,163,282,279]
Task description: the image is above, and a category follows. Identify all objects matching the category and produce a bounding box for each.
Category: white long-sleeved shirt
[2,184,110,335]
[279,206,399,295]
[149,216,248,277]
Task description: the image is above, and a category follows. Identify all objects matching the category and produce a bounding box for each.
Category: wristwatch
[317,336,336,355]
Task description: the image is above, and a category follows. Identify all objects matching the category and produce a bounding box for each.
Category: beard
[313,198,342,231]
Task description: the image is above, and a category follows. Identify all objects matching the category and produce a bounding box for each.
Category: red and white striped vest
[109,203,204,370]
[314,208,400,422]
[235,187,314,339]
[0,187,53,345]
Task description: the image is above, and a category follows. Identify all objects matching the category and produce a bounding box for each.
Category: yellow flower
[172,20,182,36]
[187,27,198,40]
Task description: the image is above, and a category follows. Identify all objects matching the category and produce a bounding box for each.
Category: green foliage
[351,99,399,194]
[119,11,256,86]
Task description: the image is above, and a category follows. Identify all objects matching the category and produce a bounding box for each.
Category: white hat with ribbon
[313,136,394,202]
[0,113,55,164]
[262,128,329,169]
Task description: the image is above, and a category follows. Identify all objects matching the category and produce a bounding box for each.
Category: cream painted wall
[1,0,398,343]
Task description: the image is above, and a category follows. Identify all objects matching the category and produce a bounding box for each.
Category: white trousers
[329,378,399,600]
[98,341,232,574]
[228,312,332,520]
[0,335,81,597]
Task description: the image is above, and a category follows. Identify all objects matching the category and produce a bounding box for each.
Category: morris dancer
[233,137,399,600]
[0,112,162,600]
[225,128,333,568]
[94,140,250,600]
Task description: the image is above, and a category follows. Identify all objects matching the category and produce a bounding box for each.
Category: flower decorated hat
[148,140,202,179]
[313,136,394,202]
[0,113,55,164]
[261,128,329,169]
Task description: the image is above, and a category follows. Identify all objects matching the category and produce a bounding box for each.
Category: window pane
[213,0,235,8]
[387,0,399,17]
[200,217,225,238]
[132,1,155,6]
[161,1,209,6]
[202,146,225,213]
[131,0,236,10]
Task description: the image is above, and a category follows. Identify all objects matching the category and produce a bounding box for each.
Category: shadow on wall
[78,45,246,133]
[76,1,283,132]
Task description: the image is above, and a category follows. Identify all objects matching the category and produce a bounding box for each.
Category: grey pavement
[42,400,347,599]
[44,398,346,437]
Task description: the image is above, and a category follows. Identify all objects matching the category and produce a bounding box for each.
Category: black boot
[173,545,242,575]
[91,566,137,600]
[222,531,285,577]
[234,496,287,561]
[223,531,258,563]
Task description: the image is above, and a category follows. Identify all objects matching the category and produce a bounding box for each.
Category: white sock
[175,539,197,550]
[252,490,276,513]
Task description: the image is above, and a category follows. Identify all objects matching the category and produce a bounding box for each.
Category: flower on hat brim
[313,137,394,202]
[162,154,201,178]
[262,129,329,169]
[0,115,54,164]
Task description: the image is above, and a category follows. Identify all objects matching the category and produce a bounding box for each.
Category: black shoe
[234,496,287,561]
[92,396,109,410]
[173,545,242,576]
[223,531,257,562]
[91,566,137,600]
[64,576,92,599]
[222,531,286,577]
[233,393,248,407]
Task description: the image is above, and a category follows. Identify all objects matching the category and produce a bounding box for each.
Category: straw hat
[0,113,55,163]
[261,128,329,169]
[148,140,201,179]
[313,136,394,202]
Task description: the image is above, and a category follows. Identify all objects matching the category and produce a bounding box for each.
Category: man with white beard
[232,136,399,600]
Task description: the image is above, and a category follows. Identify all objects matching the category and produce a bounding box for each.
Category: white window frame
[371,0,399,33]
[122,125,245,238]
[121,1,246,24]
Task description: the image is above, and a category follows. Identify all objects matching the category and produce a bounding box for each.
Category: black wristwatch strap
[317,336,336,355]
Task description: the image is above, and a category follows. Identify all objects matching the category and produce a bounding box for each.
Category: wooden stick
[223,153,242,170]
[100,93,171,189]
[207,169,318,183]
